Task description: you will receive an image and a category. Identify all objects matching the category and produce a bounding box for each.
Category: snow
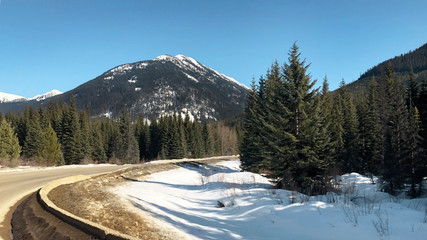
[29,89,62,101]
[113,160,427,240]
[154,55,174,61]
[0,90,62,103]
[128,76,138,83]
[100,111,112,119]
[183,72,199,83]
[0,92,26,103]
[211,69,249,90]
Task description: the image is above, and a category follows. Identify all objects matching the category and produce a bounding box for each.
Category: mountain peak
[154,54,174,61]
[0,92,26,103]
[30,89,63,101]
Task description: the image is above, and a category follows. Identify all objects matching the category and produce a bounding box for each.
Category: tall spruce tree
[37,124,63,166]
[382,62,410,194]
[60,97,83,164]
[0,119,21,160]
[118,107,139,163]
[337,80,361,173]
[135,114,150,161]
[240,80,266,172]
[363,77,383,175]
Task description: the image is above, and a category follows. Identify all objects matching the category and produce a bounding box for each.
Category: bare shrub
[342,206,358,226]
[373,211,389,238]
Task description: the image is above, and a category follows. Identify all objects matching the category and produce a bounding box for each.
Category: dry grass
[48,163,183,239]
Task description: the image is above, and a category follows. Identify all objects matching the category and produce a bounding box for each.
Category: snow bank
[113,161,427,240]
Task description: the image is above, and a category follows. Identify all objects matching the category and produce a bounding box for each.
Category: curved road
[0,164,128,240]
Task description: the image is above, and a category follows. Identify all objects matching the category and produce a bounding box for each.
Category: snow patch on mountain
[154,55,174,61]
[183,72,199,83]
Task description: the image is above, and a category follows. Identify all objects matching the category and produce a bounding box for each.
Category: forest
[240,43,427,198]
[0,98,240,167]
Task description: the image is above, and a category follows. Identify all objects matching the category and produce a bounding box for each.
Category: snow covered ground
[113,160,427,240]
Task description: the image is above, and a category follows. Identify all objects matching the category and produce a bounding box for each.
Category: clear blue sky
[1,0,426,98]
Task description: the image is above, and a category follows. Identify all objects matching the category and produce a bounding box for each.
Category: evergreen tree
[37,124,63,166]
[192,116,204,158]
[60,97,83,164]
[79,109,92,159]
[148,118,162,159]
[202,123,214,156]
[118,107,139,163]
[337,80,361,173]
[382,62,410,194]
[184,113,195,157]
[135,114,150,161]
[89,119,107,163]
[166,114,186,159]
[22,111,43,158]
[318,76,335,170]
[406,105,424,197]
[0,119,21,160]
[240,80,266,172]
[362,77,383,175]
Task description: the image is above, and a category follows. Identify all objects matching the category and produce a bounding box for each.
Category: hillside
[0,55,249,121]
[345,43,427,96]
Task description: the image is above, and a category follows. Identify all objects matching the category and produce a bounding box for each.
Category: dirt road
[0,164,128,240]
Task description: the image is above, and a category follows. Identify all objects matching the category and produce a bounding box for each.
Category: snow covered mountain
[0,90,62,103]
[0,92,26,103]
[0,55,249,121]
[29,89,62,101]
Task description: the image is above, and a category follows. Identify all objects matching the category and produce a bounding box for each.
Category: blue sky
[0,0,426,97]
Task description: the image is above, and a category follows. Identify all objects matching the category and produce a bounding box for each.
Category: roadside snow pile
[113,161,427,240]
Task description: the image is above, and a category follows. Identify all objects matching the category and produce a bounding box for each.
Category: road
[0,164,128,240]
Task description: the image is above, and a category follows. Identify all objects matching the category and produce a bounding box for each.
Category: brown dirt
[12,192,97,240]
[47,158,231,239]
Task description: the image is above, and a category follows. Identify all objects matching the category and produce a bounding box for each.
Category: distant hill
[0,55,249,121]
[345,43,427,96]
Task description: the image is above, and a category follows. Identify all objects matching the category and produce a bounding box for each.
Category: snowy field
[113,160,427,240]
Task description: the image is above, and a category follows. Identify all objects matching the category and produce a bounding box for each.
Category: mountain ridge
[0,89,62,103]
[345,43,427,95]
[0,55,249,121]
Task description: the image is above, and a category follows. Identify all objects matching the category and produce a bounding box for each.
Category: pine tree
[37,124,63,166]
[60,97,83,164]
[0,119,21,160]
[202,123,214,156]
[240,80,266,172]
[22,111,43,158]
[118,107,139,163]
[337,80,361,173]
[382,62,410,194]
[184,112,195,157]
[135,114,150,161]
[192,116,204,158]
[167,114,186,159]
[79,109,92,159]
[406,105,424,197]
[89,119,107,163]
[363,76,383,175]
[317,76,335,170]
[148,118,161,160]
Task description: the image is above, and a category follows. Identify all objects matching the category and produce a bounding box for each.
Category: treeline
[240,43,427,197]
[360,43,427,79]
[0,98,240,166]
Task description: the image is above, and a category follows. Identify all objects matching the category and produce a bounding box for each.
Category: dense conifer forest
[240,43,427,197]
[0,97,240,167]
